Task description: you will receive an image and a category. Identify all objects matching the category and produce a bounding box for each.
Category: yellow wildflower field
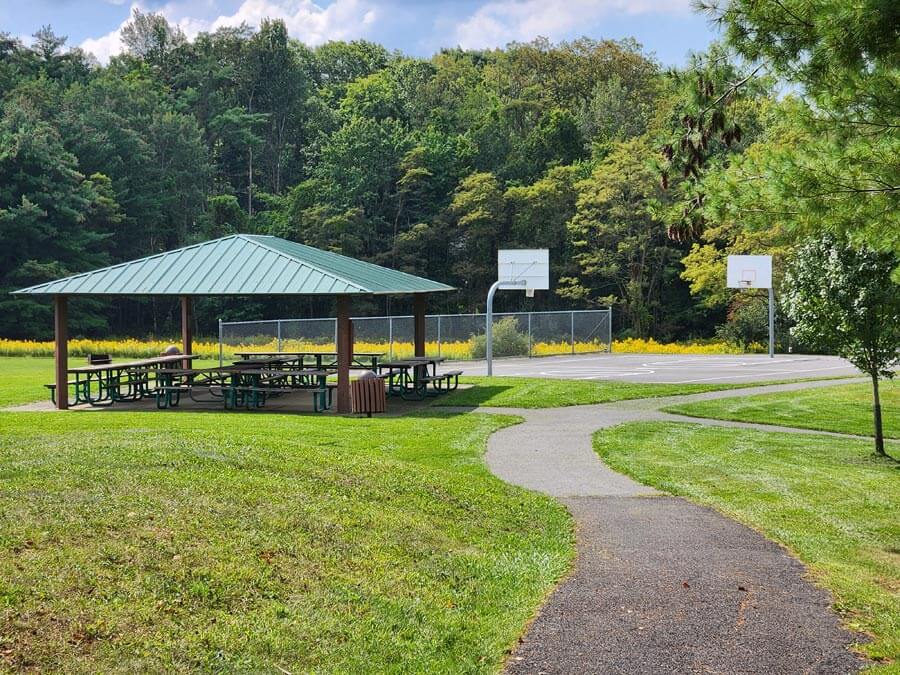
[0,336,754,360]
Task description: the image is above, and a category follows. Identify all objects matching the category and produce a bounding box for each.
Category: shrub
[470,317,529,358]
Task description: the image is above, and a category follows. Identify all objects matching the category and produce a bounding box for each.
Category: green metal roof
[12,234,454,296]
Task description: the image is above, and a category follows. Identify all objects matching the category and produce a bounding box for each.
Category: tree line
[0,14,716,339]
[1,6,896,352]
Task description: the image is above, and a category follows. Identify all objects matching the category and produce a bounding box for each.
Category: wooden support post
[336,295,352,413]
[54,295,68,410]
[413,293,427,358]
[180,295,193,369]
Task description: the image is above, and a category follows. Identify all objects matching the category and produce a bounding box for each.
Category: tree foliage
[2,16,758,340]
[664,2,899,259]
[784,235,900,457]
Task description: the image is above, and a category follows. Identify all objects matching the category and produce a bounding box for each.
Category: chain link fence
[219,309,611,362]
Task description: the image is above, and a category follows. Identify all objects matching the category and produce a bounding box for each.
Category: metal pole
[570,311,575,355]
[527,312,532,358]
[486,279,525,376]
[388,315,393,360]
[276,319,282,352]
[437,315,442,358]
[768,287,775,358]
[218,319,223,367]
[607,308,613,353]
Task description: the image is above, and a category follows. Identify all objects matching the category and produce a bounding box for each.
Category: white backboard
[498,249,549,290]
[727,255,772,289]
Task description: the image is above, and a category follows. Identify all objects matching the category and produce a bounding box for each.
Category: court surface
[454,353,859,384]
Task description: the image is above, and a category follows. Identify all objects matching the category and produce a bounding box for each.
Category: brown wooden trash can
[351,373,386,417]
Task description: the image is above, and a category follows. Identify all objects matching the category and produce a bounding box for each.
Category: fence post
[607,308,613,352]
[276,320,282,352]
[388,315,393,360]
[527,313,532,358]
[218,319,223,367]
[437,315,442,358]
[571,311,575,355]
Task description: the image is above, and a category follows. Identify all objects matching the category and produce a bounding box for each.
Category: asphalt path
[459,378,869,673]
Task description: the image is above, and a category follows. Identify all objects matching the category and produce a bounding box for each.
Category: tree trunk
[871,372,885,456]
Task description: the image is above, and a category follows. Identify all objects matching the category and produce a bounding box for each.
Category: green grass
[432,376,844,409]
[0,410,573,672]
[664,380,899,438]
[595,422,900,666]
[0,356,57,407]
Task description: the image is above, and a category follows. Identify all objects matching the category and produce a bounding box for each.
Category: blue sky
[1,0,720,66]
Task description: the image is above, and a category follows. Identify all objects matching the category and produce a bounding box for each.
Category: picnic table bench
[154,366,336,411]
[377,357,461,399]
[49,354,200,406]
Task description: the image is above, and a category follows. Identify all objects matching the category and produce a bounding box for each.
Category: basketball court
[457,352,859,384]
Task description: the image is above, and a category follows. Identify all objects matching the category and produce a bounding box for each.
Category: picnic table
[58,354,200,406]
[155,365,336,411]
[234,351,382,371]
[377,357,461,399]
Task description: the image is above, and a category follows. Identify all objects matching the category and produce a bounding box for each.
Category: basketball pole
[486,279,526,376]
[768,286,775,358]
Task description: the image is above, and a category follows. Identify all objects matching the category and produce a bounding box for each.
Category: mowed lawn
[664,379,899,438]
[434,376,771,409]
[0,356,58,407]
[596,422,900,666]
[0,410,573,672]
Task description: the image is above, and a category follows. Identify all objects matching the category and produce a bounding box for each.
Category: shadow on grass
[49,392,486,420]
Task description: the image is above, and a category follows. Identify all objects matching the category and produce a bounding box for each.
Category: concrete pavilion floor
[7,386,467,417]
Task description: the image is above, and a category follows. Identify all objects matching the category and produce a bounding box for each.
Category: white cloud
[80,0,380,64]
[453,0,692,49]
[79,14,129,63]
[210,0,378,44]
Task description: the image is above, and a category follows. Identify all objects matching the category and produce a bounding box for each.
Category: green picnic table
[155,365,335,411]
[377,357,453,399]
[61,354,200,406]
[234,351,382,371]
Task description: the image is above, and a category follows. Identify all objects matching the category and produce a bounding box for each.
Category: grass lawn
[595,422,900,666]
[664,379,899,438]
[0,409,572,672]
[432,376,839,409]
[0,356,59,407]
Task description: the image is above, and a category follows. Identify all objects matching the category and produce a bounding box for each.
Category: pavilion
[12,234,454,412]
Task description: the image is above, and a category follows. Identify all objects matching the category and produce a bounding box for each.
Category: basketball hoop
[487,249,549,375]
[726,254,775,359]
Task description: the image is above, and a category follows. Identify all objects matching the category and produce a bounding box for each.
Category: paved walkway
[472,378,869,674]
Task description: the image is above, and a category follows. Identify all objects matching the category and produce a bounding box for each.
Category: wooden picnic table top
[234,351,384,358]
[231,357,297,366]
[378,358,444,368]
[69,354,199,373]
[155,366,239,375]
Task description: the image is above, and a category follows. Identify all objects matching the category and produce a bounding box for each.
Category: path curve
[476,378,868,674]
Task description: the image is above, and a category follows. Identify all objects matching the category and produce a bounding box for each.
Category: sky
[1,0,721,67]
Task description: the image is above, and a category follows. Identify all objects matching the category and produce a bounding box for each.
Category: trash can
[351,371,386,417]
